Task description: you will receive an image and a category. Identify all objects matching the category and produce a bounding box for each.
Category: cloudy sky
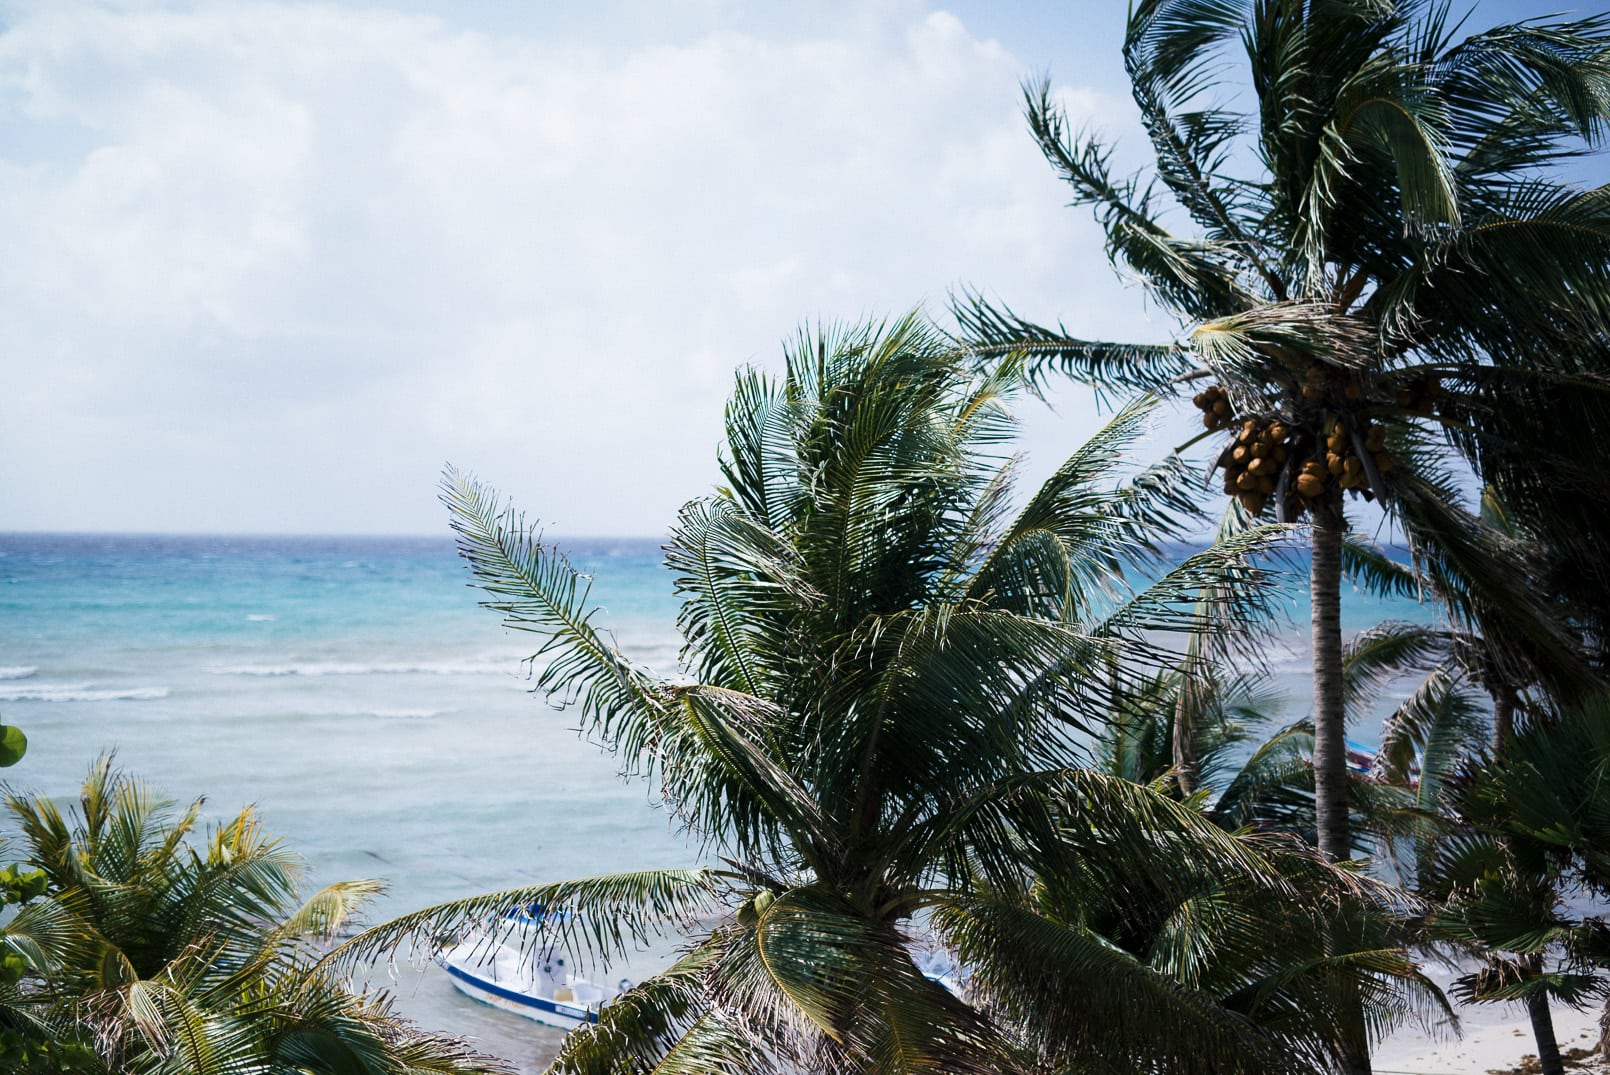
[0,0,1557,535]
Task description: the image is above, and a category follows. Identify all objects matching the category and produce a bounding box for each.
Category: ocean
[0,531,1442,1070]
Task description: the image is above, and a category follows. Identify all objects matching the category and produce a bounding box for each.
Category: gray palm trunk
[1310,510,1372,1075]
[1310,510,1350,863]
[1172,684,1199,797]
[1492,689,1515,750]
[1526,957,1566,1075]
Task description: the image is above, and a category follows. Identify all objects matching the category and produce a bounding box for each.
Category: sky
[0,0,1585,536]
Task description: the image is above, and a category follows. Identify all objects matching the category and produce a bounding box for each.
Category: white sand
[1376,998,1604,1074]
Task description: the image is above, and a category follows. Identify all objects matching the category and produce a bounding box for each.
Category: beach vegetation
[1096,613,1456,852]
[1414,694,1610,1075]
[0,758,512,1075]
[340,317,1438,1073]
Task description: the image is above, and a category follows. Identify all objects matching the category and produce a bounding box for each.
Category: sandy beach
[1376,999,1605,1075]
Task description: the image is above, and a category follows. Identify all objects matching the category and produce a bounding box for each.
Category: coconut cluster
[1302,366,1446,417]
[1283,419,1393,512]
[1201,378,1398,518]
[1192,384,1234,431]
[1218,418,1289,516]
[1396,375,1443,414]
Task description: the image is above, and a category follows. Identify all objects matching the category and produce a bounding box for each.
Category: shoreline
[1376,998,1604,1074]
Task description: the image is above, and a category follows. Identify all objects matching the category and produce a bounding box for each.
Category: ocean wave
[0,666,37,680]
[0,683,169,702]
[245,614,276,622]
[215,660,508,678]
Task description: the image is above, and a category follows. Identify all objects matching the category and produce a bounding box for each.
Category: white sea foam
[246,614,276,622]
[276,704,450,720]
[215,659,508,677]
[0,683,168,702]
[0,666,37,680]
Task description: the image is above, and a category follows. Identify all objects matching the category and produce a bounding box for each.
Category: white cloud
[0,1,1167,534]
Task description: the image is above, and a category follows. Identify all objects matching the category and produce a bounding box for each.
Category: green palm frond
[1298,50,1461,275]
[275,879,387,944]
[2,764,507,1075]
[1414,696,1610,1021]
[328,869,721,971]
[722,885,1010,1074]
[666,497,809,698]
[1390,459,1598,705]
[670,685,834,862]
[1,895,95,979]
[1021,78,1258,322]
[1340,533,1423,600]
[938,891,1300,1074]
[546,936,737,1075]
[951,287,1196,394]
[1211,720,1316,833]
[1373,669,1485,798]
[440,469,674,758]
[1341,621,1447,714]
[1087,523,1290,646]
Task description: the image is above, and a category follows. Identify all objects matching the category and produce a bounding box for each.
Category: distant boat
[1345,738,1376,777]
[436,907,964,1030]
[434,905,631,1030]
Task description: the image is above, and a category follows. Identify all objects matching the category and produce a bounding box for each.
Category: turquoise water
[0,531,1442,1069]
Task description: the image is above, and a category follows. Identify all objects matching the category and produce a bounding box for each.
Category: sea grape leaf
[0,724,27,767]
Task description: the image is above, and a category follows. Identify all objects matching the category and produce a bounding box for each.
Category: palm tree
[1417,695,1610,1075]
[957,0,1610,867]
[1095,609,1460,855]
[0,758,510,1075]
[335,316,1423,1072]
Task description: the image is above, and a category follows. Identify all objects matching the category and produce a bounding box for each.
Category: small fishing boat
[439,937,960,1029]
[434,906,631,1030]
[436,906,963,1030]
[436,940,632,1029]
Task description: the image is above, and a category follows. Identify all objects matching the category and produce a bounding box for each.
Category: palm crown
[959,0,1610,864]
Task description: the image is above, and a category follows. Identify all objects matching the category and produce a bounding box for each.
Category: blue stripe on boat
[441,961,599,1023]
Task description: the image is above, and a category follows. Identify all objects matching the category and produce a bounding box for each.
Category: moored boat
[434,905,631,1030]
[435,937,632,1029]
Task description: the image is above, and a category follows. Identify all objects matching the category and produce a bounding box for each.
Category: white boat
[434,908,631,1030]
[435,938,630,1029]
[436,906,961,1031]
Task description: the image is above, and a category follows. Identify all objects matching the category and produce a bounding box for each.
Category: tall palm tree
[957,0,1610,866]
[335,316,1421,1072]
[0,759,510,1075]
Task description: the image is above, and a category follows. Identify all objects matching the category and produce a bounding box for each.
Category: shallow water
[0,532,1442,1070]
[0,533,697,1069]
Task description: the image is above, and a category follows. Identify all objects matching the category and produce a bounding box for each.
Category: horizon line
[0,528,672,541]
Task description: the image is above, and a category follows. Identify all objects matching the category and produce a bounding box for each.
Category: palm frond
[326,869,721,972]
[951,287,1195,395]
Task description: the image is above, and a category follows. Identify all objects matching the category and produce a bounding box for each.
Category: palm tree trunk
[1172,681,1198,797]
[1526,968,1565,1075]
[1311,510,1371,1075]
[1493,688,1515,750]
[1311,509,1350,862]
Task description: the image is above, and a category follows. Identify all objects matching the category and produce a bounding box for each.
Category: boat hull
[438,954,600,1030]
